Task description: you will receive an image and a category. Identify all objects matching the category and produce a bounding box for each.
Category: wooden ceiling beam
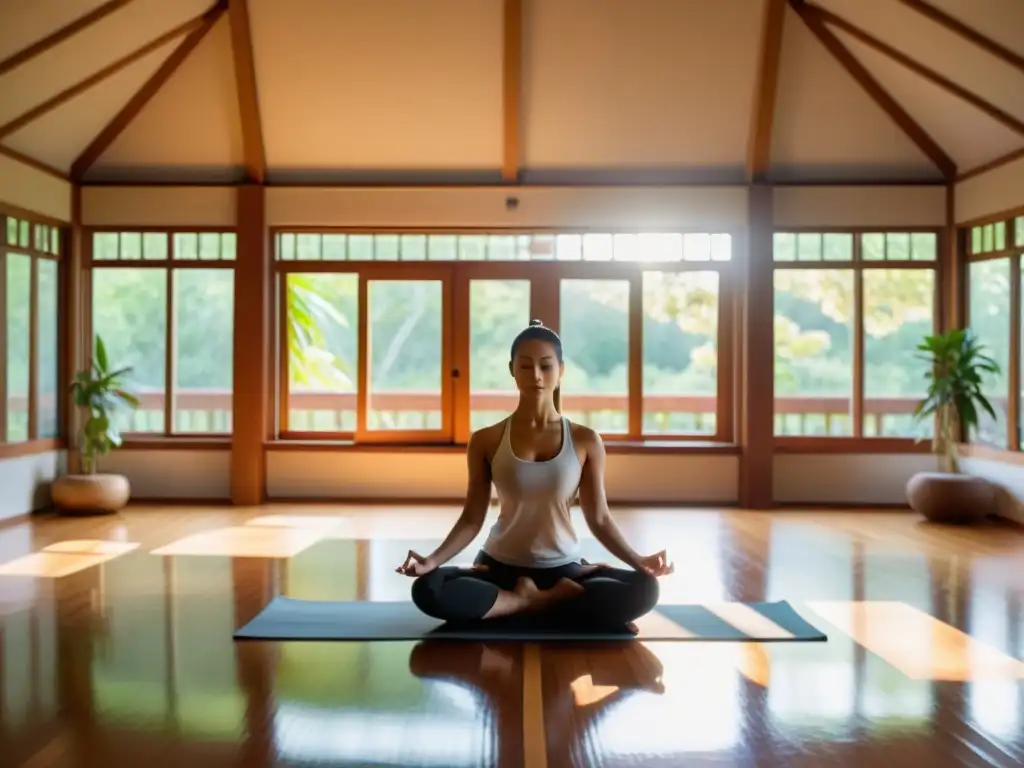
[787,0,956,181]
[898,0,1024,75]
[71,7,224,182]
[0,10,220,141]
[815,6,1024,137]
[747,0,787,181]
[0,0,138,79]
[502,0,523,184]
[0,143,67,181]
[227,0,266,184]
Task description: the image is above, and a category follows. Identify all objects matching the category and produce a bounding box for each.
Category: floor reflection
[0,507,1022,767]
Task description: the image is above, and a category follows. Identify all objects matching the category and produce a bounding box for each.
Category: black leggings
[411,551,659,630]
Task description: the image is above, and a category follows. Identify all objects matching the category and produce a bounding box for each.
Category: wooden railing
[7,389,944,437]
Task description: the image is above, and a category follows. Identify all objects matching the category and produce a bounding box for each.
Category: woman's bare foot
[515,576,583,609]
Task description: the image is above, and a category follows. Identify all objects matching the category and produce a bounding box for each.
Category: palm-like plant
[913,328,1000,473]
[70,335,139,475]
[286,275,354,388]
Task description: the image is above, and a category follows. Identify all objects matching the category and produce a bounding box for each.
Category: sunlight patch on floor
[152,526,323,558]
[0,539,139,578]
[807,601,1024,681]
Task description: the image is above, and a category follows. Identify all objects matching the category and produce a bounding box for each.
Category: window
[273,231,734,444]
[86,231,236,437]
[965,215,1022,450]
[1,212,63,449]
[773,231,938,443]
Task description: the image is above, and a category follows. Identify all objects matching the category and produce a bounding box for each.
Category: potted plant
[51,336,139,515]
[905,328,1000,523]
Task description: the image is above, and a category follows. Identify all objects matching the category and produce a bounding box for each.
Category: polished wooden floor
[1,504,1023,767]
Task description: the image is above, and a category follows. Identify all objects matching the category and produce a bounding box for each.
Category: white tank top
[482,417,583,568]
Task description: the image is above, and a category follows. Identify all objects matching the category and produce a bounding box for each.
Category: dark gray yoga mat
[233,597,827,642]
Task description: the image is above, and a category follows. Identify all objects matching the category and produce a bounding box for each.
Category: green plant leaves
[71,334,138,473]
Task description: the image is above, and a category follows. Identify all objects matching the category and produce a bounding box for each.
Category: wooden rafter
[814,6,1024,137]
[747,0,786,181]
[787,0,956,181]
[0,0,138,78]
[71,8,224,181]
[502,0,522,183]
[227,0,266,184]
[898,0,1024,75]
[0,11,216,140]
[958,145,1024,182]
[0,143,66,180]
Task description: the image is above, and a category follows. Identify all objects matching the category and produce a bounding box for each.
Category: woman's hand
[396,550,438,577]
[637,550,674,577]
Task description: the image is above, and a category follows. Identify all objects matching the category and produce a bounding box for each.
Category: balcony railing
[8,389,938,438]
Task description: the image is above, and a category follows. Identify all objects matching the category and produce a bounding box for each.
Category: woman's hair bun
[529,318,544,327]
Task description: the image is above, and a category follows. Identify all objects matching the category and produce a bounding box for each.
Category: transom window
[273,229,735,444]
[772,230,939,443]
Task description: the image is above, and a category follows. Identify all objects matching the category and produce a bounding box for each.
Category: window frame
[963,211,1024,452]
[82,226,238,446]
[270,227,737,448]
[0,205,66,459]
[771,226,942,453]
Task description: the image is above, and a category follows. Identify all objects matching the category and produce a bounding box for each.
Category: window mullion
[28,255,38,440]
[165,266,175,436]
[1009,255,1020,451]
[852,236,864,439]
[0,246,7,443]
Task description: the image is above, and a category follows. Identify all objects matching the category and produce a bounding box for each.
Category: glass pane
[92,233,119,260]
[375,235,399,261]
[911,233,937,261]
[639,233,682,262]
[796,233,822,261]
[995,222,1007,251]
[174,270,234,434]
[143,233,168,260]
[322,234,346,260]
[400,235,426,261]
[221,233,237,261]
[861,233,885,261]
[773,233,796,261]
[469,280,530,432]
[92,269,167,433]
[50,226,60,256]
[682,233,710,261]
[286,274,358,432]
[968,259,1010,447]
[823,233,852,261]
[6,255,31,442]
[175,233,198,260]
[886,233,911,260]
[296,234,321,260]
[199,233,221,260]
[120,232,142,260]
[643,271,718,435]
[862,270,934,438]
[367,280,443,430]
[774,269,854,435]
[582,234,613,261]
[5,217,16,245]
[37,259,59,438]
[1016,217,1024,248]
[559,279,629,432]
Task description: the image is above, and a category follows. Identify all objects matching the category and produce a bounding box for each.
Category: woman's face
[510,339,563,397]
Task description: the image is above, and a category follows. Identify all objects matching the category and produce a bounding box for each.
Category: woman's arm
[575,426,646,570]
[421,427,496,568]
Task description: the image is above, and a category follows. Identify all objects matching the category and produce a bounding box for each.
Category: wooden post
[64,186,84,472]
[231,184,268,505]
[739,184,774,509]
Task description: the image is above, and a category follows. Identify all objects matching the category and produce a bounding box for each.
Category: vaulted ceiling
[0,0,1022,186]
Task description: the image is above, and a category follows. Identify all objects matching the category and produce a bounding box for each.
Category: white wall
[0,153,72,222]
[956,154,1024,224]
[961,457,1024,525]
[0,451,66,521]
[774,454,937,505]
[773,185,946,228]
[97,450,232,500]
[266,450,738,503]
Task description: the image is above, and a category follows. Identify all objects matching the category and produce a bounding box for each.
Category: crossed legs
[411,551,659,631]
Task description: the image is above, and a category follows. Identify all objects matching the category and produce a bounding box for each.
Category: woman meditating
[396,320,673,634]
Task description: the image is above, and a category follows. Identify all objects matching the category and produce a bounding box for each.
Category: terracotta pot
[51,473,131,515]
[905,471,994,524]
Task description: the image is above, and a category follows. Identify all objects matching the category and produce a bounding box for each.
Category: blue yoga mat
[233,597,827,642]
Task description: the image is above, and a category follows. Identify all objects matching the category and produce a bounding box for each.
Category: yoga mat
[233,597,827,642]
